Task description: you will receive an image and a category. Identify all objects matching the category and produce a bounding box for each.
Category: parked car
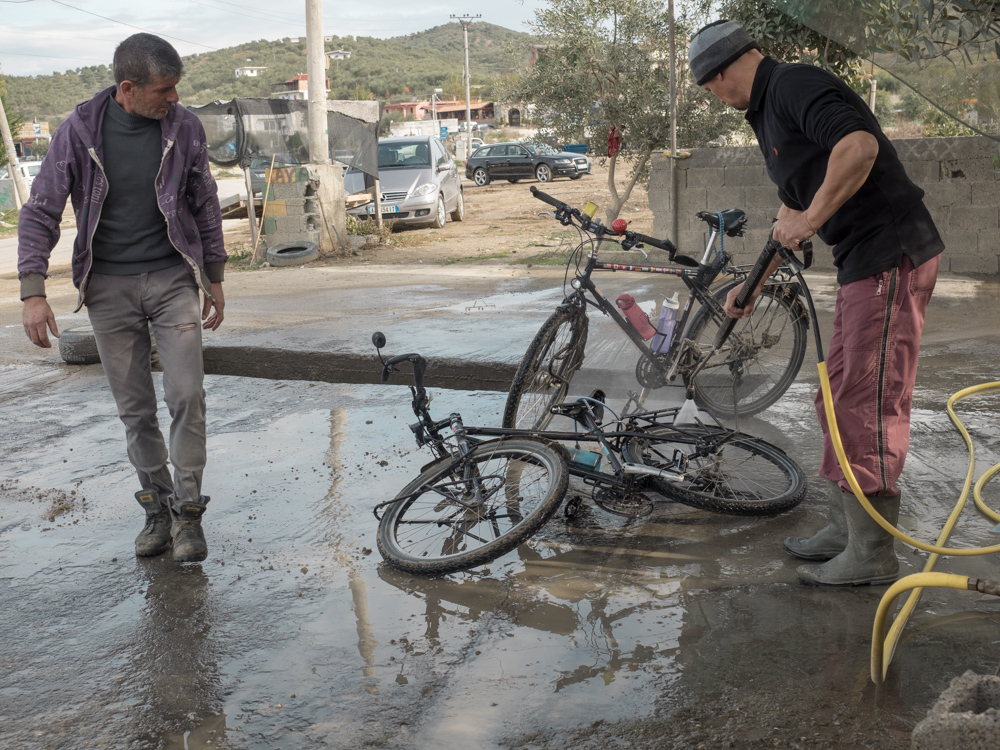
[0,160,44,189]
[343,135,464,228]
[465,142,591,186]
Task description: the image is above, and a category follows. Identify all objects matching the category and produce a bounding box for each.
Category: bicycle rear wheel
[377,438,569,575]
[503,304,588,430]
[686,283,807,418]
[621,425,805,515]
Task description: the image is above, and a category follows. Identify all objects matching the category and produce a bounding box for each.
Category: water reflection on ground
[3,292,1000,748]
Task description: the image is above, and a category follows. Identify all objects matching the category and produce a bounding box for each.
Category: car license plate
[368,204,398,215]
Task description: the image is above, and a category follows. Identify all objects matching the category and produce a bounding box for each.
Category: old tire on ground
[266,241,319,267]
[59,325,101,365]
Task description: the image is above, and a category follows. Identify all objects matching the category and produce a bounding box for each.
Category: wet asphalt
[2,265,1000,749]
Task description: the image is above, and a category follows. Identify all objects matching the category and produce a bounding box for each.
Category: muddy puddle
[3,281,1000,749]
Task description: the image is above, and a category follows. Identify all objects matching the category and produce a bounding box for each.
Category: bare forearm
[804,130,878,228]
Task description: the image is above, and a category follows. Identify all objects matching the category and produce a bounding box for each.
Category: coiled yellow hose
[816,364,1000,683]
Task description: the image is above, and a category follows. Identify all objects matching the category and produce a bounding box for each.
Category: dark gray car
[344,136,464,228]
[465,142,591,186]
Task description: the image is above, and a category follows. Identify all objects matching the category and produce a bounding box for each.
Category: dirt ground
[224,160,657,269]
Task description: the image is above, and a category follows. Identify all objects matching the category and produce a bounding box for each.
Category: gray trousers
[86,264,207,512]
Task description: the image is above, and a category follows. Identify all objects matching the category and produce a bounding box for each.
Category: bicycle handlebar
[381,352,428,396]
[530,186,693,264]
[530,186,567,211]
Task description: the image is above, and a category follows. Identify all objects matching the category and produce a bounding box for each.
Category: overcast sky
[1,0,546,77]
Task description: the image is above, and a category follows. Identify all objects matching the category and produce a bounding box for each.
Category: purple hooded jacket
[17,86,227,310]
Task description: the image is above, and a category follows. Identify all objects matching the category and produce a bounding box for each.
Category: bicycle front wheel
[686,283,807,418]
[377,438,569,575]
[621,426,805,515]
[503,305,588,430]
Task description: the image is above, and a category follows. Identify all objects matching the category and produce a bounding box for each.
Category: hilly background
[4,22,535,123]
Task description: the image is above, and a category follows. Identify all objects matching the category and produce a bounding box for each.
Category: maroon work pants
[815,255,940,496]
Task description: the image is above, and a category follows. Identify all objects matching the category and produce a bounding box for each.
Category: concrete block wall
[649,136,1000,274]
[260,166,322,252]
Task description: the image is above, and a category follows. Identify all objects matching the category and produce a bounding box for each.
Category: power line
[47,0,217,50]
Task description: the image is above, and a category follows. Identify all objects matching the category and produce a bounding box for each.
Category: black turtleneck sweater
[90,94,182,275]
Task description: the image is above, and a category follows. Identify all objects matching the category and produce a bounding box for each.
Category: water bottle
[615,294,657,340]
[651,293,680,354]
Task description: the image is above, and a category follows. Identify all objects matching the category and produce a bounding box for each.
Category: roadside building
[270,73,330,101]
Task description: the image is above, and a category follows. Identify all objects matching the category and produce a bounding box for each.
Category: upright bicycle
[372,332,806,576]
[504,187,812,430]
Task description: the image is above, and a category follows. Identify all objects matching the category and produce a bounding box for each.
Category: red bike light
[611,218,628,235]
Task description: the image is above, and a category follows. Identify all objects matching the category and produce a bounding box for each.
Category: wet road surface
[3,269,1000,749]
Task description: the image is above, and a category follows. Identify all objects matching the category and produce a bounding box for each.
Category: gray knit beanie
[689,20,760,85]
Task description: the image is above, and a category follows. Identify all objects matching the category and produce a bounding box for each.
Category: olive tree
[500,0,742,223]
[1,67,24,170]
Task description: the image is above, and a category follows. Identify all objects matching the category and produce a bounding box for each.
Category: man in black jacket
[689,20,943,587]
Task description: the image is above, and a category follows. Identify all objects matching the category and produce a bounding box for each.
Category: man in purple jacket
[18,33,227,563]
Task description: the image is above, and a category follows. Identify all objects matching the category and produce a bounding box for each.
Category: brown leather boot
[134,489,172,557]
[170,497,210,563]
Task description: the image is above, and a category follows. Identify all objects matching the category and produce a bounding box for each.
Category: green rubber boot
[797,493,901,587]
[783,482,848,561]
[170,497,210,563]
[134,489,172,557]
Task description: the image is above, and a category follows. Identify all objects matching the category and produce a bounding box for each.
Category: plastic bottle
[615,294,657,340]
[650,292,679,354]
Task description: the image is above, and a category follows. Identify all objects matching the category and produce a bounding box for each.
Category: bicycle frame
[559,221,805,398]
[373,333,744,506]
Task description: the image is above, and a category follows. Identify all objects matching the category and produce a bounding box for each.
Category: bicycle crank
[634,354,669,389]
[593,487,655,518]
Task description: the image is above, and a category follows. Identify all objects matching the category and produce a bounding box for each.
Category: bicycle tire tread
[503,305,588,430]
[622,429,806,516]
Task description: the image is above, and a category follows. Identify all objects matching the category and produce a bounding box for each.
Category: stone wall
[647,136,1000,274]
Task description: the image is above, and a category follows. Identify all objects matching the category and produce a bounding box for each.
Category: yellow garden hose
[817,364,1000,683]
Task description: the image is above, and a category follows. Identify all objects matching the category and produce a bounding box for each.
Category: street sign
[440,126,448,140]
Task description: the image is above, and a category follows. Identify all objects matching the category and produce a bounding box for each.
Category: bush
[346,213,395,243]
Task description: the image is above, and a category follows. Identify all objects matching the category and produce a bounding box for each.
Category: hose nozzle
[968,578,1000,596]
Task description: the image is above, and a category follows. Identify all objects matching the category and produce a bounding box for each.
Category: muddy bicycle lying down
[371,332,806,576]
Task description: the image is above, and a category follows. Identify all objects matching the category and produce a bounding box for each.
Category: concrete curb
[203,345,518,392]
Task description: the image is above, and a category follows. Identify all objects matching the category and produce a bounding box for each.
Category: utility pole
[668,0,678,248]
[431,87,442,138]
[450,14,480,159]
[0,95,29,209]
[305,0,328,164]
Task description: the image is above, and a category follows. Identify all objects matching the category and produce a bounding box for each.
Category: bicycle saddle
[696,209,747,236]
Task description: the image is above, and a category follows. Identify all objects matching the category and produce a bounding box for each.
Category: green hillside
[4,23,535,122]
